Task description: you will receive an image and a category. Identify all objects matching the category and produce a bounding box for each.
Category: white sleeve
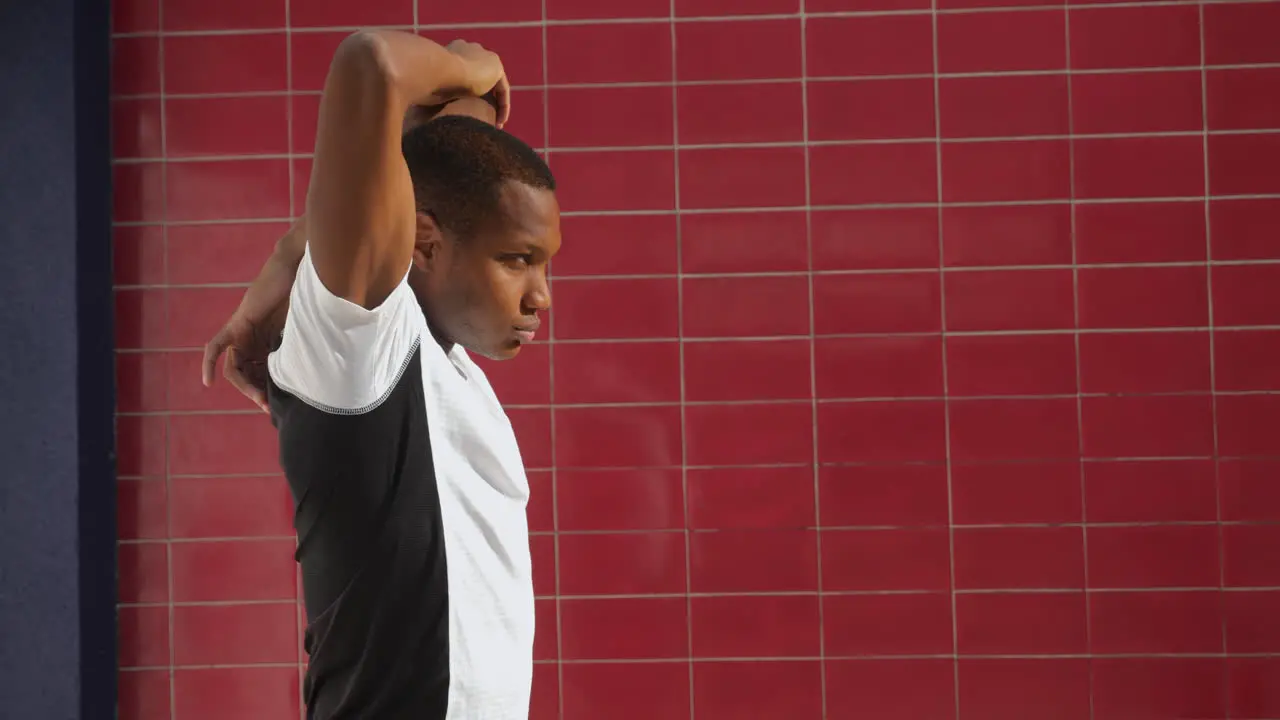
[267,245,423,414]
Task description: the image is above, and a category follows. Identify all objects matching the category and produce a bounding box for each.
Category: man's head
[401,115,559,361]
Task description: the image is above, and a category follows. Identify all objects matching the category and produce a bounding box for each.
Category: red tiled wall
[112,0,1280,718]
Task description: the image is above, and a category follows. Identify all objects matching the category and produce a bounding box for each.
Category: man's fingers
[495,75,511,128]
[201,328,230,387]
[223,349,271,413]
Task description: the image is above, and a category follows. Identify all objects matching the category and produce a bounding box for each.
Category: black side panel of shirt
[269,347,450,720]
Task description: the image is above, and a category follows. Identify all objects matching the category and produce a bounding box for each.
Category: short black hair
[401,115,555,240]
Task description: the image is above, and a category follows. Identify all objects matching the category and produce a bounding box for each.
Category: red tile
[811,142,938,205]
[548,86,672,148]
[816,335,944,399]
[954,527,1084,590]
[677,19,801,81]
[1089,525,1220,589]
[945,269,1074,332]
[551,278,678,339]
[1082,395,1215,459]
[561,662,690,720]
[1224,590,1280,653]
[951,461,1082,525]
[173,667,299,720]
[289,31,346,92]
[118,605,170,668]
[823,593,954,655]
[1203,1,1280,65]
[806,15,934,77]
[1218,394,1280,457]
[472,343,551,406]
[527,471,554,533]
[1079,331,1211,394]
[1213,264,1280,327]
[949,398,1080,462]
[681,211,808,274]
[546,23,671,84]
[1074,136,1205,199]
[558,532,686,595]
[164,33,287,94]
[425,0,542,23]
[114,289,168,349]
[942,140,1070,202]
[292,0,412,25]
[112,225,166,287]
[169,347,257,411]
[166,287,240,349]
[691,595,819,657]
[1208,68,1280,130]
[689,529,818,592]
[946,334,1077,396]
[169,476,293,539]
[1211,198,1280,261]
[827,659,956,720]
[503,88,546,147]
[554,213,678,276]
[112,36,160,95]
[1227,657,1280,719]
[678,83,804,145]
[1092,658,1226,720]
[958,659,1090,720]
[686,402,814,465]
[1085,459,1217,523]
[682,275,810,337]
[818,400,947,463]
[118,542,169,604]
[676,0,798,15]
[823,528,951,591]
[1075,201,1206,264]
[553,341,681,404]
[946,204,1070,268]
[939,74,1068,138]
[113,163,165,223]
[693,661,823,720]
[118,670,171,720]
[937,10,1066,73]
[813,207,939,271]
[554,405,682,467]
[113,0,158,32]
[679,147,806,209]
[813,272,942,334]
[168,413,280,475]
[530,533,555,595]
[686,466,816,530]
[166,159,291,221]
[1072,70,1203,134]
[113,98,162,159]
[1223,524,1280,588]
[165,96,289,158]
[1220,458,1280,522]
[811,0,928,9]
[1091,590,1223,655]
[560,597,688,659]
[167,222,289,285]
[293,157,312,212]
[1079,265,1209,329]
[552,150,675,211]
[1211,133,1280,195]
[556,469,684,531]
[173,602,297,665]
[684,339,810,401]
[955,592,1087,654]
[171,539,297,602]
[811,78,935,141]
[1069,5,1201,70]
[533,599,556,660]
[117,479,168,541]
[115,415,168,478]
[164,0,283,30]
[116,352,169,413]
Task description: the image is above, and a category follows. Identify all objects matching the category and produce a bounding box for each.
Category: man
[200,31,559,719]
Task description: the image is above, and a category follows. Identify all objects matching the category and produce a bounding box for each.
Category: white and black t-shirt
[267,247,534,720]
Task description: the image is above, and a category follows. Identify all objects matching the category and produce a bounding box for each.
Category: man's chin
[473,342,521,362]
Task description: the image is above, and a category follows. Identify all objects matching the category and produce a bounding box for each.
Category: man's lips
[513,321,540,342]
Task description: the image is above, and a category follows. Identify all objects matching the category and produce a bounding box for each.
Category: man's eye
[502,254,532,267]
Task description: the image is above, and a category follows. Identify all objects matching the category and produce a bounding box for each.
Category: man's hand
[444,39,510,128]
[202,220,306,413]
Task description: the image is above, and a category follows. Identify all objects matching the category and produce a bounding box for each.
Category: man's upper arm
[305,32,417,311]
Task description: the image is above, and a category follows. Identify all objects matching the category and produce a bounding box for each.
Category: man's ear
[412,211,444,271]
